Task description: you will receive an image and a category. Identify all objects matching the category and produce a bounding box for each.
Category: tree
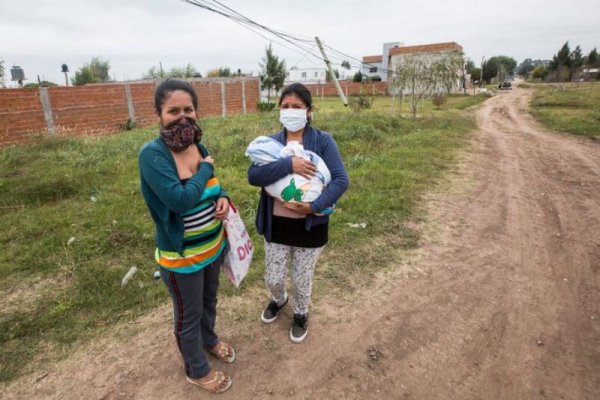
[169,63,198,78]
[516,59,548,78]
[143,66,166,79]
[24,81,58,88]
[326,69,340,81]
[432,50,464,94]
[517,59,535,76]
[72,57,111,85]
[143,63,199,79]
[569,45,584,80]
[260,44,286,102]
[391,54,436,119]
[586,48,598,66]
[481,56,517,83]
[352,71,363,82]
[341,60,351,70]
[531,65,549,80]
[206,67,231,77]
[549,42,571,81]
[466,60,481,84]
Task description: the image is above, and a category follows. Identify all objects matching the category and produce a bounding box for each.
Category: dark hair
[279,82,313,111]
[278,83,313,108]
[154,79,199,113]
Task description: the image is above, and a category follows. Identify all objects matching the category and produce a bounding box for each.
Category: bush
[349,87,373,113]
[258,101,276,112]
[431,94,447,109]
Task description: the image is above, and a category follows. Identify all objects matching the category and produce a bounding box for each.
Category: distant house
[286,67,327,85]
[285,66,353,85]
[361,42,402,81]
[362,41,464,89]
[389,41,465,93]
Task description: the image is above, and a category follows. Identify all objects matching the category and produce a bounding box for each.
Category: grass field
[528,81,600,138]
[0,93,487,382]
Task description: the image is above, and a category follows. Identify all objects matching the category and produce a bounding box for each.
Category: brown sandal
[207,341,236,363]
[186,370,232,394]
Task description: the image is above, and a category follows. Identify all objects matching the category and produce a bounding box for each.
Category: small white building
[285,67,327,85]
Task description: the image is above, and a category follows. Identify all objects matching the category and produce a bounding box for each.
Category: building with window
[361,42,402,81]
[285,67,327,84]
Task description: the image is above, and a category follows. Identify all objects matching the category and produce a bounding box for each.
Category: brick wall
[0,78,260,147]
[303,81,389,97]
[0,89,46,146]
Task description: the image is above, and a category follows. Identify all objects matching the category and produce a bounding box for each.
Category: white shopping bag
[222,202,253,288]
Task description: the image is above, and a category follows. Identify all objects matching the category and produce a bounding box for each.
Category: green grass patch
[0,93,487,382]
[528,82,600,138]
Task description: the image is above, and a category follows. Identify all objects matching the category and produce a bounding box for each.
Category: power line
[178,0,390,77]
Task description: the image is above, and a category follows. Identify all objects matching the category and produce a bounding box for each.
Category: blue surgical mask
[279,108,307,132]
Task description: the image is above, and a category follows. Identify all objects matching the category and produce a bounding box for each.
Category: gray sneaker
[261,295,288,324]
[290,313,308,343]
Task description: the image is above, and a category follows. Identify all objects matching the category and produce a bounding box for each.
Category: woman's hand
[202,155,214,165]
[291,156,316,179]
[282,200,313,215]
[215,197,230,220]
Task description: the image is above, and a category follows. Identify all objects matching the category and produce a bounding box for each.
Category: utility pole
[480,56,485,90]
[315,36,348,107]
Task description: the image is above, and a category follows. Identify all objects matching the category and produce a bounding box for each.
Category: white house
[389,42,465,93]
[361,42,402,81]
[285,67,327,85]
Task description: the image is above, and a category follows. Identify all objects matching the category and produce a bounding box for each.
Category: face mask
[279,108,308,132]
[159,116,202,152]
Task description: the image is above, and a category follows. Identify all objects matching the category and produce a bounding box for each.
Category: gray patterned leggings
[264,240,325,315]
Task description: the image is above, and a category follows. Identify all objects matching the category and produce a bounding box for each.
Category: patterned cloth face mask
[159,116,202,152]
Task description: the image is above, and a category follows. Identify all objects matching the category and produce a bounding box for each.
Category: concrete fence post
[220,81,226,117]
[242,80,247,114]
[38,87,55,135]
[124,84,136,123]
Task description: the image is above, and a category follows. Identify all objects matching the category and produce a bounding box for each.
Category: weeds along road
[4,86,599,400]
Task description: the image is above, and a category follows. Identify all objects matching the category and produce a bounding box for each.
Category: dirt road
[4,87,599,399]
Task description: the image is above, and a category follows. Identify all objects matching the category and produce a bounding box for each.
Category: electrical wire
[178,0,394,78]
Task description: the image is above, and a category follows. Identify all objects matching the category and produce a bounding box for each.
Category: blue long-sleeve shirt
[248,126,349,242]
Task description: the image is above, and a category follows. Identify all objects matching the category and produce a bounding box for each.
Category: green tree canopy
[72,57,111,85]
[260,43,286,102]
[482,56,517,83]
[24,81,58,88]
[352,71,363,82]
[143,63,200,79]
[206,67,231,77]
[326,69,340,81]
[586,48,598,66]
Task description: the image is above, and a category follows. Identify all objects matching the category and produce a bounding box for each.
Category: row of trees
[465,56,517,84]
[515,42,598,82]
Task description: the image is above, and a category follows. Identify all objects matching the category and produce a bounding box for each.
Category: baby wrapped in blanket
[245,136,333,215]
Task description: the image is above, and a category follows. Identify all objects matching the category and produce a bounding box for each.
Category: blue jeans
[160,257,222,379]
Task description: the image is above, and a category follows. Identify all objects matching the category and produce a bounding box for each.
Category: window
[301,72,307,78]
[314,72,318,77]
[369,67,378,73]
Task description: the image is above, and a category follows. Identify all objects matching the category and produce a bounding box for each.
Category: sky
[1,0,598,87]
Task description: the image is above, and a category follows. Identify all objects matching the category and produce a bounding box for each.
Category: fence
[0,77,260,147]
[303,81,389,98]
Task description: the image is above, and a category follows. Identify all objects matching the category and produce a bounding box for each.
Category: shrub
[432,94,447,109]
[349,87,373,113]
[258,101,276,112]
